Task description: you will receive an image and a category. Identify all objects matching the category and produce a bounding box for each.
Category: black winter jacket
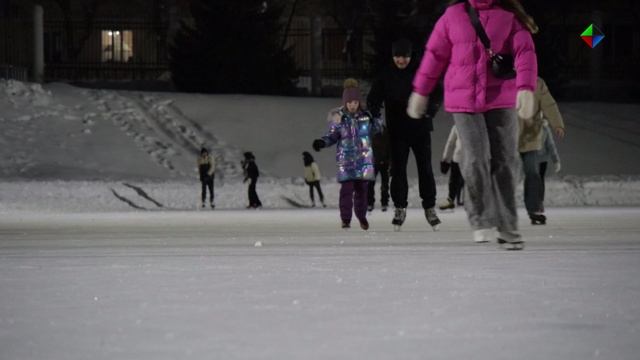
[367,62,443,138]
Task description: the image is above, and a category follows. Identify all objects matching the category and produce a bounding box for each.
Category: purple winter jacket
[321,107,382,183]
[413,0,537,113]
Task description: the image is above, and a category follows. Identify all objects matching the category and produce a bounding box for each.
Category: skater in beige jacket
[518,77,565,224]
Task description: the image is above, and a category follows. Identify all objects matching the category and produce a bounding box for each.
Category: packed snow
[1,79,639,211]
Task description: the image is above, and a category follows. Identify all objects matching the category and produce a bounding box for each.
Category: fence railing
[0,64,29,81]
[1,16,374,88]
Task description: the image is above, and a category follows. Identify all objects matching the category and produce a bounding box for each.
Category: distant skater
[242,151,262,209]
[302,151,326,207]
[198,147,215,208]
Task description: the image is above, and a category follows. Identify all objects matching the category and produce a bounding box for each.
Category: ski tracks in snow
[88,90,243,179]
[89,90,182,174]
[110,182,165,210]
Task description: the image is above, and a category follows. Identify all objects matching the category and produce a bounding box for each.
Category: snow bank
[2,80,640,211]
[1,79,53,107]
[2,176,640,213]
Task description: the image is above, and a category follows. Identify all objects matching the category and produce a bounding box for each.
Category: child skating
[312,78,382,230]
[302,151,326,207]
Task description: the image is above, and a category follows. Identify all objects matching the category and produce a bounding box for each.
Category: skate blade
[498,240,524,250]
[431,224,440,232]
[393,225,402,232]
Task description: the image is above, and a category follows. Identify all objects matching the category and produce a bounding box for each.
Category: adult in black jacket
[242,152,262,208]
[367,38,443,230]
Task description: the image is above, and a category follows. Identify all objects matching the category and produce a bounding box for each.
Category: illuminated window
[101,30,133,62]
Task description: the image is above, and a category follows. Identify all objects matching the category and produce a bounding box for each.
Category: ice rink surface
[1,207,639,360]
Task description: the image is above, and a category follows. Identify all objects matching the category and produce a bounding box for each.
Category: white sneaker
[473,228,493,243]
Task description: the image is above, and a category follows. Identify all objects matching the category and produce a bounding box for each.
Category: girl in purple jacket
[407,0,539,249]
[312,79,382,230]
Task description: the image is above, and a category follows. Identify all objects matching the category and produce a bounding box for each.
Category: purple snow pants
[339,180,369,224]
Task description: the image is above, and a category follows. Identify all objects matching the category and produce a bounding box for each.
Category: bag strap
[465,2,494,55]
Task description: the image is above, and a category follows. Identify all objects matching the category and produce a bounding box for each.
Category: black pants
[447,162,464,204]
[521,151,543,214]
[368,163,390,207]
[539,161,548,211]
[390,132,436,209]
[307,181,324,203]
[248,178,262,207]
[201,177,214,203]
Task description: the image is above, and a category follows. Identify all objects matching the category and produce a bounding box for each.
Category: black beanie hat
[200,147,208,155]
[392,38,412,57]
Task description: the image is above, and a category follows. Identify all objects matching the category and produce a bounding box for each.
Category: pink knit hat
[342,78,362,105]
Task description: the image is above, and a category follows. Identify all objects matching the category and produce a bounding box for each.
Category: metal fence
[0,64,29,81]
[285,21,375,94]
[41,20,169,81]
[1,15,373,89]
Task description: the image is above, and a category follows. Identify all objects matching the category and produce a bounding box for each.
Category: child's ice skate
[367,204,374,212]
[341,221,351,229]
[425,208,441,231]
[391,208,406,232]
[359,218,369,231]
[381,204,388,212]
[438,198,455,211]
[497,231,525,250]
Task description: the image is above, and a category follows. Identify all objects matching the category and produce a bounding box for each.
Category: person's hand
[555,127,565,140]
[554,162,562,173]
[516,90,535,119]
[312,139,325,152]
[407,92,428,119]
[440,161,451,175]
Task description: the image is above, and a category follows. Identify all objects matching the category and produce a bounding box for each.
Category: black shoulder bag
[466,2,516,79]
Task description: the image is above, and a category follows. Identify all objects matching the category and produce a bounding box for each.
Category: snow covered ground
[1,177,640,213]
[1,208,639,360]
[1,79,639,210]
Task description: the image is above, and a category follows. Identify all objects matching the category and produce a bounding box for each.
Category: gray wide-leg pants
[453,109,519,232]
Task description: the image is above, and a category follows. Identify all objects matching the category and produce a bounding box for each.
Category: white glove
[516,90,535,119]
[554,162,561,173]
[407,92,428,119]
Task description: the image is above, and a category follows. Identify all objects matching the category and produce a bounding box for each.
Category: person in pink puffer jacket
[407,0,539,248]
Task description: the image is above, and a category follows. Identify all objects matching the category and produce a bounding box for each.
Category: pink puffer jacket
[413,0,537,113]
